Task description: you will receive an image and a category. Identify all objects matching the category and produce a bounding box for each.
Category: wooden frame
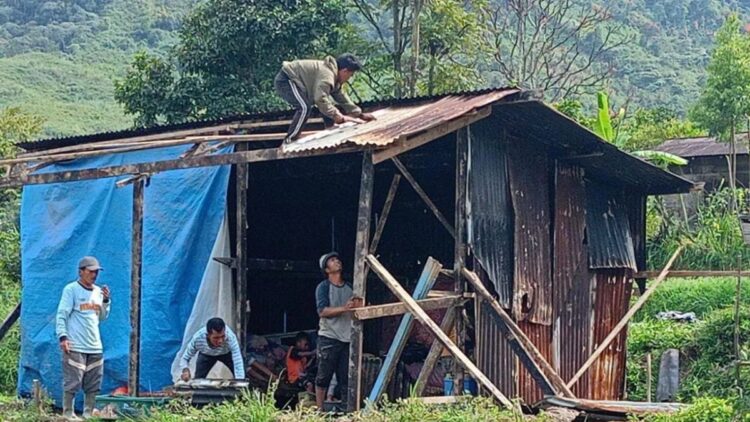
[0,302,20,343]
[235,143,249,359]
[127,176,146,396]
[353,295,462,321]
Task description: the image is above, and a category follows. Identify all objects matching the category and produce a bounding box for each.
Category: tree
[691,14,750,207]
[115,0,349,126]
[481,0,629,101]
[350,0,486,98]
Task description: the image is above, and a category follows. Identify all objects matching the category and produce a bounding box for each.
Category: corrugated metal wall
[508,138,552,325]
[585,181,637,271]
[553,163,593,398]
[591,269,633,400]
[468,122,514,307]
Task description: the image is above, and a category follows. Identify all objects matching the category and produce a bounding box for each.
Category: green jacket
[281,56,362,119]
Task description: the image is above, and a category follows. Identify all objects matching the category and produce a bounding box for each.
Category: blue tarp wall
[17,145,231,404]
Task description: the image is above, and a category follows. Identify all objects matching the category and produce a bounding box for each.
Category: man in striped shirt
[179,318,245,380]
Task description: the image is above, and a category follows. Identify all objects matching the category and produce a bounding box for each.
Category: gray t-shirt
[315,279,353,343]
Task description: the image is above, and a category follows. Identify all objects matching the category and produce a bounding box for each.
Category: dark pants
[274,71,334,141]
[195,352,234,379]
[315,336,348,400]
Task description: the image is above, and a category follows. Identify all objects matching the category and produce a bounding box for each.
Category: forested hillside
[0,0,747,136]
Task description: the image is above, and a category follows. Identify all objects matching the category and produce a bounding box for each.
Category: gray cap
[319,252,340,273]
[78,256,103,271]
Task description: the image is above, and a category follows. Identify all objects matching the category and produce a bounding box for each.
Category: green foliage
[594,92,616,142]
[115,0,349,125]
[619,108,703,151]
[633,397,735,422]
[648,189,750,270]
[690,14,750,141]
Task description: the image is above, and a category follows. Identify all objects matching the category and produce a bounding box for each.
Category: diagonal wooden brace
[367,254,513,408]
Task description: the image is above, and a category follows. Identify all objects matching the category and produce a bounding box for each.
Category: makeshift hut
[8,88,696,410]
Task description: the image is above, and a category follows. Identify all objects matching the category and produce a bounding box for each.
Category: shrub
[633,397,735,422]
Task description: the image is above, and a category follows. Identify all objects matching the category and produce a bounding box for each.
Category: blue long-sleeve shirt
[55,281,110,354]
[179,327,245,379]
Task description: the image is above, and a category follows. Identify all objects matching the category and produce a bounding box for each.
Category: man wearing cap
[274,53,376,144]
[56,256,110,420]
[314,252,362,410]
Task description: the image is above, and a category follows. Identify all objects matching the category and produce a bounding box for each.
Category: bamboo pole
[566,245,684,389]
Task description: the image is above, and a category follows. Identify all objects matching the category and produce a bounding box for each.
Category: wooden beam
[128,177,146,397]
[235,149,249,362]
[391,157,456,239]
[0,302,20,342]
[366,254,513,408]
[367,258,443,406]
[0,144,365,188]
[369,174,401,254]
[453,127,469,394]
[634,270,750,279]
[463,268,575,398]
[410,396,460,405]
[566,245,684,389]
[4,132,317,167]
[353,295,459,321]
[19,118,325,159]
[414,307,456,396]
[373,107,491,164]
[347,151,374,412]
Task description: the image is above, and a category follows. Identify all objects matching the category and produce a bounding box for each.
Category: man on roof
[274,53,376,144]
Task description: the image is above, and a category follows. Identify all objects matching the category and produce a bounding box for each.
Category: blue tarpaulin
[17,145,230,404]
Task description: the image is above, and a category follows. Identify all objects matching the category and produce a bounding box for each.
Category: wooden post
[367,258,442,406]
[463,269,575,398]
[646,352,652,402]
[0,302,20,342]
[366,254,513,408]
[453,127,468,394]
[347,151,374,412]
[414,308,456,395]
[369,174,401,254]
[235,145,249,360]
[734,266,742,384]
[566,245,684,389]
[32,379,42,412]
[128,177,145,397]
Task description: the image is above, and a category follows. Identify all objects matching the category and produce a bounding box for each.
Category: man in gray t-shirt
[314,252,362,410]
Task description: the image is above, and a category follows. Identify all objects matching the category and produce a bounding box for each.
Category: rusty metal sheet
[284,90,519,153]
[517,321,552,404]
[585,182,637,271]
[468,120,513,307]
[591,269,632,400]
[553,163,592,398]
[508,138,552,325]
[540,396,687,416]
[654,135,749,157]
[474,262,516,398]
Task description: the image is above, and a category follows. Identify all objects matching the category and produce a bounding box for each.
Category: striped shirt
[179,327,245,378]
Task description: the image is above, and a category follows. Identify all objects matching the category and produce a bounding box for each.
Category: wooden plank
[411,395,460,405]
[453,127,468,393]
[566,246,684,389]
[353,295,459,321]
[128,177,145,397]
[373,107,491,164]
[391,157,456,239]
[635,270,750,278]
[347,151,374,412]
[414,308,456,396]
[366,254,513,408]
[0,302,20,342]
[0,144,365,188]
[5,132,317,167]
[235,147,249,361]
[369,174,401,254]
[367,258,443,405]
[19,118,325,158]
[463,268,575,398]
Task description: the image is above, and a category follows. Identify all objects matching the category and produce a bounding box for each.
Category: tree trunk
[730,120,738,211]
[408,0,423,97]
[393,0,403,98]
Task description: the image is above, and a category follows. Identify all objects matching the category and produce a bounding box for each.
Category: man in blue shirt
[179,318,245,381]
[56,256,110,420]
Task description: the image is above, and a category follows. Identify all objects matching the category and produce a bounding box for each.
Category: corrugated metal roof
[282,90,518,152]
[492,101,696,195]
[19,87,520,152]
[654,134,749,157]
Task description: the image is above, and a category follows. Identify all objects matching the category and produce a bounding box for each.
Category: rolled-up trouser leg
[63,351,86,416]
[82,353,104,417]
